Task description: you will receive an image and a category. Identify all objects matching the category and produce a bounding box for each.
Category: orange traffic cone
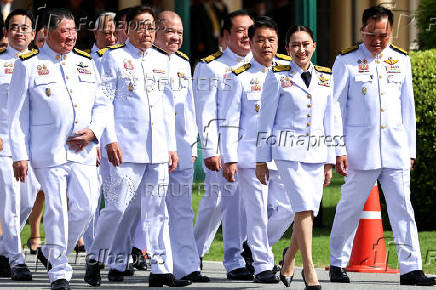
[346,184,399,273]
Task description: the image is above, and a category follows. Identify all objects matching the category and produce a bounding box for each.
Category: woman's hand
[324,164,333,186]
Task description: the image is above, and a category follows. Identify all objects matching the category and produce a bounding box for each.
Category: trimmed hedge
[416,0,436,50]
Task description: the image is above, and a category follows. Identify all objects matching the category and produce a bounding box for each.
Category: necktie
[301,71,311,88]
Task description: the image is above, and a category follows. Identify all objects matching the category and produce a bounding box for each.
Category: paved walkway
[0,252,434,289]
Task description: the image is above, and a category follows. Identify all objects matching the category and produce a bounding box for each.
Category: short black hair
[125,5,156,26]
[362,5,394,28]
[114,7,130,26]
[5,9,34,31]
[248,16,278,39]
[44,8,74,30]
[222,9,252,34]
[34,7,48,32]
[285,25,314,47]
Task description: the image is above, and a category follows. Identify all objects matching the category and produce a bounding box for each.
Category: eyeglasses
[9,24,32,33]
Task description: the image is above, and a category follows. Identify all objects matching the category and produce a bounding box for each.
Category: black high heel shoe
[26,237,41,255]
[279,247,293,287]
[301,269,321,290]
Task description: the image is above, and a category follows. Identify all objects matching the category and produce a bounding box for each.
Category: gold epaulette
[152,45,167,55]
[96,47,108,57]
[339,45,359,55]
[19,48,39,61]
[272,64,290,72]
[232,63,251,76]
[0,48,6,54]
[275,53,292,61]
[73,48,92,60]
[314,65,332,74]
[175,50,189,61]
[390,44,408,55]
[201,51,223,63]
[108,43,126,50]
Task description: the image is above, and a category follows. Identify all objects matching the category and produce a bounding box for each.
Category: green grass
[20,173,436,274]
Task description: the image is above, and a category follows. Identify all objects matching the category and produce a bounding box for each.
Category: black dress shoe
[132,247,147,270]
[302,269,321,290]
[84,259,101,287]
[279,246,289,267]
[108,269,124,282]
[123,263,135,276]
[279,247,293,287]
[148,273,192,287]
[329,265,350,283]
[51,279,71,290]
[241,241,255,275]
[0,255,11,277]
[37,248,52,270]
[254,270,279,283]
[226,267,254,281]
[181,271,210,282]
[11,264,32,281]
[400,270,436,286]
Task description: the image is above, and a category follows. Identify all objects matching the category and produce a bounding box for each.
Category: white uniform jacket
[168,51,198,169]
[256,60,336,164]
[0,47,23,157]
[8,44,107,168]
[99,41,176,163]
[193,48,252,159]
[333,43,416,170]
[219,55,292,168]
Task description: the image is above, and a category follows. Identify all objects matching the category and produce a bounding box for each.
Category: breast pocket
[347,74,373,126]
[31,78,64,126]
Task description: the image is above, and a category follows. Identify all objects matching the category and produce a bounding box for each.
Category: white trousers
[275,161,324,216]
[0,156,38,267]
[34,162,98,282]
[166,167,200,279]
[329,168,422,275]
[90,162,172,274]
[266,170,294,245]
[193,168,246,272]
[238,168,274,274]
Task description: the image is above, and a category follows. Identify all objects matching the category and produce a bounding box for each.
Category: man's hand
[255,162,269,185]
[223,162,238,182]
[169,151,178,173]
[192,156,197,163]
[13,160,28,183]
[324,164,333,186]
[66,128,96,152]
[336,155,348,176]
[204,156,221,171]
[96,147,101,167]
[410,158,415,171]
[0,137,3,152]
[106,142,123,167]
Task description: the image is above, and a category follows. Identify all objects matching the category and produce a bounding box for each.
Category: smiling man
[329,5,435,286]
[8,8,108,290]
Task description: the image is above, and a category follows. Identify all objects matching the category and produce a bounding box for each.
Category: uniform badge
[177,72,187,79]
[76,62,91,74]
[128,82,134,91]
[45,88,51,96]
[362,87,367,95]
[250,78,262,91]
[318,74,330,87]
[254,104,260,112]
[384,57,399,65]
[123,59,134,70]
[37,64,49,76]
[3,62,14,74]
[358,59,369,73]
[280,76,293,88]
[385,65,400,74]
[153,69,166,74]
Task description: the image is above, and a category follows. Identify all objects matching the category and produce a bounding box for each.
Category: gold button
[62,62,66,65]
[307,94,312,99]
[306,133,310,136]
[372,53,377,58]
[307,104,312,108]
[56,55,60,60]
[376,60,380,64]
[380,92,384,95]
[74,104,77,108]
[307,113,312,117]
[379,75,382,79]
[381,108,385,112]
[75,121,78,124]
[69,89,73,93]
[150,105,153,108]
[151,122,154,126]
[381,125,386,129]
[66,76,69,80]
[307,122,311,127]
[63,55,67,60]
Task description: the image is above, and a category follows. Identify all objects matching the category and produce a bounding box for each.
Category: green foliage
[416,0,436,49]
[409,49,436,230]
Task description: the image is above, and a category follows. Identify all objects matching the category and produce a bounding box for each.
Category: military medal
[280,76,293,88]
[358,60,369,72]
[4,62,13,74]
[153,69,166,74]
[128,82,134,91]
[45,88,51,96]
[318,74,330,87]
[362,87,367,95]
[37,64,49,75]
[123,59,134,70]
[384,57,399,65]
[76,62,91,74]
[250,78,261,91]
[177,72,186,79]
[254,104,260,112]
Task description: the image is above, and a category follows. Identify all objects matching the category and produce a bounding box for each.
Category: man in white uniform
[329,6,435,286]
[84,6,190,288]
[192,10,253,280]
[8,8,108,290]
[154,10,210,283]
[0,8,37,281]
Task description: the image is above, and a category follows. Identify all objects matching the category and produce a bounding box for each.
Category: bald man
[153,11,208,283]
